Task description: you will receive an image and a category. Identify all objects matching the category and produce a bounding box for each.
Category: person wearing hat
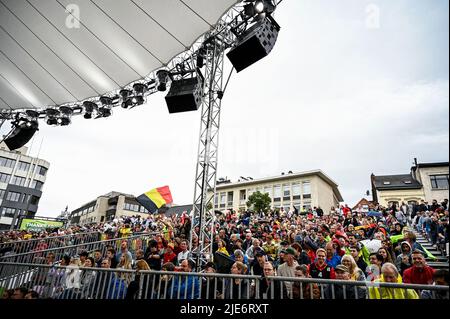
[325,264,361,299]
[277,247,299,297]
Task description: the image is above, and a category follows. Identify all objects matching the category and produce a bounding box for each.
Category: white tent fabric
[0,0,240,110]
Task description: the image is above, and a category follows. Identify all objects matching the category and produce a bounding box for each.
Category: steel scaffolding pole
[190,34,226,272]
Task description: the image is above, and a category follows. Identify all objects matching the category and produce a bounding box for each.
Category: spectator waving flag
[136,186,173,213]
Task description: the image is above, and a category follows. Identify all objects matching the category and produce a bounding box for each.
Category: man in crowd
[309,248,335,279]
[402,250,435,285]
[277,247,299,297]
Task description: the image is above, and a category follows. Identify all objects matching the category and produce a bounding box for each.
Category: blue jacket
[326,253,342,269]
[171,275,200,299]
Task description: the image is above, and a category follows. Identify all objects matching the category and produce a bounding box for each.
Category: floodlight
[156,70,171,92]
[83,101,98,119]
[45,108,60,126]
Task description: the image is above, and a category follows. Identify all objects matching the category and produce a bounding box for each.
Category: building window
[214,193,219,208]
[283,183,291,201]
[0,157,15,168]
[239,190,246,205]
[273,185,281,201]
[37,165,48,176]
[263,186,272,198]
[0,173,11,184]
[227,192,233,207]
[430,175,449,190]
[220,193,226,208]
[303,181,311,199]
[10,176,26,187]
[17,161,31,171]
[29,195,40,206]
[0,189,5,200]
[292,183,301,200]
[124,203,140,212]
[2,207,16,218]
[6,191,21,202]
[30,180,44,191]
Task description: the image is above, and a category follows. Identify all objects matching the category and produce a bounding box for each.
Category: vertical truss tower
[190,32,227,272]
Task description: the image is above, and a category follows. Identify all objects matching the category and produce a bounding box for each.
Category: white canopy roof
[0,0,240,110]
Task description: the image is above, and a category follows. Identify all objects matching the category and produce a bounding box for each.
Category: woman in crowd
[224,262,250,299]
[80,257,97,299]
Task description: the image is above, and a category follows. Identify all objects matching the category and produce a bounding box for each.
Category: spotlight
[97,96,113,118]
[156,70,171,92]
[3,116,39,151]
[120,89,133,109]
[45,109,60,126]
[227,16,280,72]
[58,106,73,126]
[83,101,98,119]
[255,1,265,13]
[133,83,147,96]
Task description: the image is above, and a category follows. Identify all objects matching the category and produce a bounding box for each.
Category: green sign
[19,219,64,232]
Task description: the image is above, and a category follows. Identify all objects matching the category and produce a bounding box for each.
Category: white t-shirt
[177,250,190,264]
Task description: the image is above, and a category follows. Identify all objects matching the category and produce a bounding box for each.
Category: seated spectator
[324,241,341,269]
[24,290,39,299]
[277,247,299,296]
[291,242,311,265]
[216,239,230,256]
[403,250,435,285]
[162,243,177,264]
[325,265,362,299]
[366,253,383,281]
[369,263,419,299]
[11,287,28,299]
[395,241,412,276]
[292,264,320,299]
[106,248,118,269]
[349,245,368,274]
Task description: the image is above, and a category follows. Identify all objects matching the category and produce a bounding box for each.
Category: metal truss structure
[0,1,281,272]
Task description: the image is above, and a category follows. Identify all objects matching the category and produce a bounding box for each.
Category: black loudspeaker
[3,123,38,151]
[214,252,235,274]
[165,77,203,114]
[227,17,280,73]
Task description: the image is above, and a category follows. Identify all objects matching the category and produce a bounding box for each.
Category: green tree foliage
[246,191,271,213]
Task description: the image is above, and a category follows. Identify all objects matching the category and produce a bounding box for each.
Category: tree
[246,191,271,213]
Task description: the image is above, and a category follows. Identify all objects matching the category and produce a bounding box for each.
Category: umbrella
[367,211,382,217]
[360,239,382,253]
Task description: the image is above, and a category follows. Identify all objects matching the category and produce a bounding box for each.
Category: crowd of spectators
[0,199,448,299]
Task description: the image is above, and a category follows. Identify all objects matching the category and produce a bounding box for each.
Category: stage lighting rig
[156,70,171,92]
[96,96,116,118]
[58,106,73,126]
[83,101,98,119]
[45,108,60,126]
[120,89,133,109]
[2,112,39,150]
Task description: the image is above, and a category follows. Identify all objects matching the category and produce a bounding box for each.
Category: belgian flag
[136,186,173,213]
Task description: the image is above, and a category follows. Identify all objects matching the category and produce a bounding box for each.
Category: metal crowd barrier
[0,232,158,265]
[0,232,102,257]
[0,262,448,300]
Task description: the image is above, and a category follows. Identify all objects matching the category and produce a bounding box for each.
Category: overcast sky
[2,0,449,217]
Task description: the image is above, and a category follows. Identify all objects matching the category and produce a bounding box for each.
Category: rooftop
[372,174,422,190]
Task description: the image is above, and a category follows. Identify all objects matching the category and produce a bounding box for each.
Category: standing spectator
[369,263,419,299]
[117,253,133,286]
[125,259,151,299]
[259,261,287,299]
[145,240,162,271]
[292,265,320,299]
[80,257,97,299]
[309,248,335,279]
[402,250,435,285]
[106,248,118,269]
[163,243,177,264]
[172,259,200,299]
[93,250,103,268]
[177,240,190,265]
[224,262,249,299]
[421,269,449,299]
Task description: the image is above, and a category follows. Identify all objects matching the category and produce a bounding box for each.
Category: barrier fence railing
[0,232,102,257]
[0,232,158,265]
[0,262,448,300]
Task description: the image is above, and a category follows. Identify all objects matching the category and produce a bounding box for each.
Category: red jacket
[403,265,435,285]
